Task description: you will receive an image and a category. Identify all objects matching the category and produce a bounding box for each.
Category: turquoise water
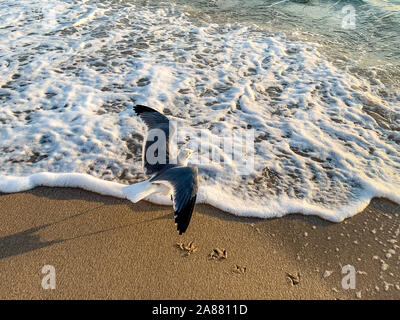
[169,0,400,90]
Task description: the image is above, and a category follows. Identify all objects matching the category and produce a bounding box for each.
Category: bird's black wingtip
[175,194,197,235]
[133,105,159,115]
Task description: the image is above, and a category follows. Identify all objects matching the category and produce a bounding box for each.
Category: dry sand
[0,187,399,299]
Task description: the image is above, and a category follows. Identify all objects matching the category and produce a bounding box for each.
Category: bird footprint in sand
[286,272,301,286]
[176,241,197,257]
[232,264,247,274]
[209,248,228,261]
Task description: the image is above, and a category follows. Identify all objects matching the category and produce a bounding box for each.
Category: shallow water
[177,0,400,88]
[0,0,399,221]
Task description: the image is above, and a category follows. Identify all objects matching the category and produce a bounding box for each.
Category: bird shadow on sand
[0,187,174,260]
[0,224,63,260]
[1,187,397,261]
[0,204,101,260]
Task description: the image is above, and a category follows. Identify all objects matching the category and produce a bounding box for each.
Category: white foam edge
[1,172,399,223]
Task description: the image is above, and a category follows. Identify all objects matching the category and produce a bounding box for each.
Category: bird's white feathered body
[123,148,192,203]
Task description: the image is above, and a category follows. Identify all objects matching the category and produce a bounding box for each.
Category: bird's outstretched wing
[151,166,198,234]
[133,105,172,176]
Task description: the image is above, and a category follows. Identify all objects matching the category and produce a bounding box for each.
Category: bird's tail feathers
[123,180,154,203]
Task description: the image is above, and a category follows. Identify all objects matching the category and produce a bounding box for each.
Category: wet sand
[0,187,399,299]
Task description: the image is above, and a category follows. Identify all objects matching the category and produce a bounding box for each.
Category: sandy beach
[1,0,400,303]
[0,187,398,300]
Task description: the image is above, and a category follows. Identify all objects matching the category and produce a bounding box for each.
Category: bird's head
[178,148,194,166]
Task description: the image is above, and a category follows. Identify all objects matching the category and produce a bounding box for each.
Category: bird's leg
[170,195,173,202]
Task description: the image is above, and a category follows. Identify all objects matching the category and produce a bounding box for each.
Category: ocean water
[0,0,399,221]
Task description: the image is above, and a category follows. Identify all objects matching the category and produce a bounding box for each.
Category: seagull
[123,105,198,235]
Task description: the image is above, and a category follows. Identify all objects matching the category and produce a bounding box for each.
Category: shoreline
[0,187,399,299]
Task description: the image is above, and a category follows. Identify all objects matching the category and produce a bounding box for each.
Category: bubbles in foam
[0,0,399,221]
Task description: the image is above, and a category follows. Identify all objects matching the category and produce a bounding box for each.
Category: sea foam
[0,0,399,222]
